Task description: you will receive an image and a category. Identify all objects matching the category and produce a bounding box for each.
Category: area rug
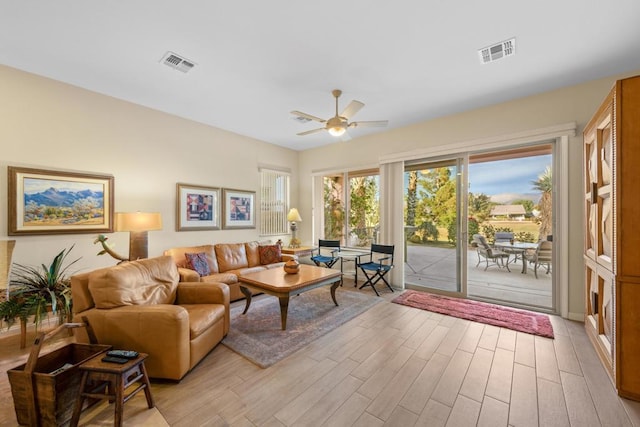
[222,287,381,368]
[392,290,554,338]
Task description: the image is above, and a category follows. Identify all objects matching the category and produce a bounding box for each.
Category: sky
[468,154,551,203]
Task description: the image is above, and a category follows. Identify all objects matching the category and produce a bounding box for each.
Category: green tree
[532,166,552,239]
[349,176,379,245]
[468,192,492,223]
[416,167,456,236]
[406,171,418,226]
[323,176,344,240]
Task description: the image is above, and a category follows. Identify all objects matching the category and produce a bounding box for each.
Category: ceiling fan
[291,89,388,140]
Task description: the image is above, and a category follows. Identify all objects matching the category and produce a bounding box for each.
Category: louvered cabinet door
[584,75,640,401]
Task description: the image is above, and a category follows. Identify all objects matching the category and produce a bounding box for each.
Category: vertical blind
[260,169,290,236]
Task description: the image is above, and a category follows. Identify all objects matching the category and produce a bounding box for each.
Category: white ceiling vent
[160,51,195,73]
[478,38,516,64]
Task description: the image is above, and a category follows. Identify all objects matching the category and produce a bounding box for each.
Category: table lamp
[287,208,302,248]
[115,212,163,260]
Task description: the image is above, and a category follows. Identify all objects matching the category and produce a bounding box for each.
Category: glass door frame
[403,155,469,298]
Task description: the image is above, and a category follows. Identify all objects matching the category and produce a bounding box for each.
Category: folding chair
[310,240,340,268]
[357,244,395,296]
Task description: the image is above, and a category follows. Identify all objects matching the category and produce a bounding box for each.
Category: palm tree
[532,166,552,239]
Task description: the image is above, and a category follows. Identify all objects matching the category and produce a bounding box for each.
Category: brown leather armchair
[71,256,229,380]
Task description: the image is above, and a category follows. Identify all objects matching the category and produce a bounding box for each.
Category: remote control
[107,350,139,359]
[102,356,129,364]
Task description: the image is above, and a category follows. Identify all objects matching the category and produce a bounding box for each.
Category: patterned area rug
[392,290,554,338]
[222,287,382,368]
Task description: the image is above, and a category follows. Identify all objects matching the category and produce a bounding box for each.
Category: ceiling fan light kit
[291,89,388,140]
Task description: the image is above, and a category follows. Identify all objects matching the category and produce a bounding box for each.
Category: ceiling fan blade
[349,120,389,128]
[340,100,364,120]
[297,128,325,136]
[290,110,326,123]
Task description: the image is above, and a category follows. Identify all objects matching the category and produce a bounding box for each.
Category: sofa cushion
[245,241,262,267]
[185,252,211,277]
[265,261,287,269]
[227,266,267,277]
[181,304,226,340]
[200,272,238,284]
[215,243,248,272]
[259,244,282,265]
[88,256,179,309]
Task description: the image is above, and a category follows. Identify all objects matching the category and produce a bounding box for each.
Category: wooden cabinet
[583,74,640,400]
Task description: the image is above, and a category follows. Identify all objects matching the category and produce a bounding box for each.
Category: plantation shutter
[260,168,290,236]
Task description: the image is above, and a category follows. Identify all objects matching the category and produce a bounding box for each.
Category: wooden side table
[281,246,316,257]
[70,352,154,427]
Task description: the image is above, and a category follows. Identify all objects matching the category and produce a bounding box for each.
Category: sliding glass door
[404,158,466,295]
[403,143,555,312]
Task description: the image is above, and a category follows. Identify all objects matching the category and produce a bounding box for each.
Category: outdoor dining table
[494,241,538,274]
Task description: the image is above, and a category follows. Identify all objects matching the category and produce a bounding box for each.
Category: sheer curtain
[379,161,405,289]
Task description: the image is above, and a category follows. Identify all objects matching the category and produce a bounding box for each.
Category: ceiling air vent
[160,51,196,73]
[478,38,516,64]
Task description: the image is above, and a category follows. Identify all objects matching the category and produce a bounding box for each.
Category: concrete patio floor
[405,244,553,311]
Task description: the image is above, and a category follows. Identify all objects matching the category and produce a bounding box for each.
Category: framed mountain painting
[8,166,114,235]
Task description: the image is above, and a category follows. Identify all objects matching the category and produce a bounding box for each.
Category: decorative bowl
[283,259,300,274]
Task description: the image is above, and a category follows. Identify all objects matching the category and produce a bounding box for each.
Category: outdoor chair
[524,240,552,278]
[310,239,340,268]
[494,231,518,265]
[472,234,511,272]
[356,244,395,296]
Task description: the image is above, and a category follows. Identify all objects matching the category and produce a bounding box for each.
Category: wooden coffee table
[239,264,342,330]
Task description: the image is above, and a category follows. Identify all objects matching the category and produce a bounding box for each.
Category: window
[260,169,290,235]
[322,169,379,248]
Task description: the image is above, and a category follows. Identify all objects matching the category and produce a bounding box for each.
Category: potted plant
[0,245,80,347]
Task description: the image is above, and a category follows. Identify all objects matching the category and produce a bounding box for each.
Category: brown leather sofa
[70,255,229,381]
[164,241,295,301]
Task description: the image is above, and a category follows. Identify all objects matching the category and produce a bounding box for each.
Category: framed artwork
[222,188,255,229]
[8,166,114,235]
[176,183,221,231]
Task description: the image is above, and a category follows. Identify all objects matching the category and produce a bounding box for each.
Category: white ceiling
[2,1,640,151]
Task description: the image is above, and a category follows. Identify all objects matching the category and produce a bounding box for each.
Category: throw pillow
[185,252,211,277]
[259,244,282,265]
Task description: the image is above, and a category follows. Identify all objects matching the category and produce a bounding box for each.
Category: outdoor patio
[405,244,553,310]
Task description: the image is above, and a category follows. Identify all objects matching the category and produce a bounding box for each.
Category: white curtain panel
[379,161,405,290]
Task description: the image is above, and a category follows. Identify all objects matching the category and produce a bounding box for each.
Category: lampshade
[115,212,163,232]
[287,208,302,222]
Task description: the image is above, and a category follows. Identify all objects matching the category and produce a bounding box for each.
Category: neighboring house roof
[490,205,526,216]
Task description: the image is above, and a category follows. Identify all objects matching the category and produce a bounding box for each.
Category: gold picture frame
[8,166,114,235]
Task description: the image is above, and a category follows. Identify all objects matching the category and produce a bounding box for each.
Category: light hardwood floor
[2,282,640,426]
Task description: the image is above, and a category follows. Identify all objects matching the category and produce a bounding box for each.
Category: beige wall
[299,70,640,317]
[0,65,298,274]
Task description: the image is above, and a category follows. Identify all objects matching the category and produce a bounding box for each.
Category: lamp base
[129,231,149,261]
[289,237,301,248]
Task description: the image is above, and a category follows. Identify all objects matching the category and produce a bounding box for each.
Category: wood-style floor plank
[508,363,539,427]
[459,347,494,402]
[485,347,515,403]
[537,377,571,427]
[477,395,509,427]
[514,332,536,368]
